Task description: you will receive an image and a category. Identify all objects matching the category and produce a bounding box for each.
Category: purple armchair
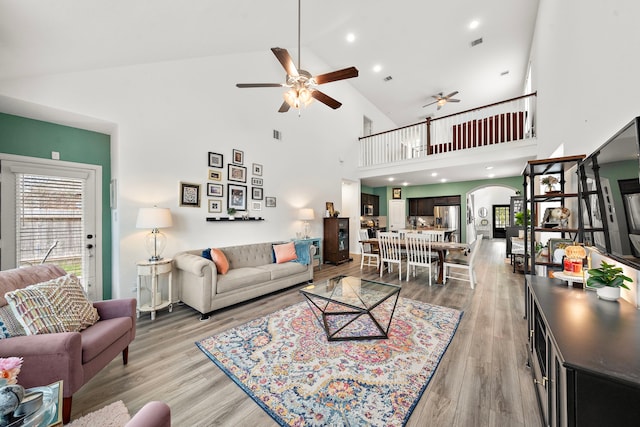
[0,264,136,424]
[126,401,171,427]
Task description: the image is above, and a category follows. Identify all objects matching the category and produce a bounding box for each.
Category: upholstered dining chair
[405,232,439,286]
[378,232,403,280]
[443,234,483,289]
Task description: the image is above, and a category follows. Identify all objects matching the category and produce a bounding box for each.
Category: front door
[493,204,509,239]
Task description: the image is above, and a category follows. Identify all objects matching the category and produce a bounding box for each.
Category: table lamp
[136,206,173,261]
[299,208,315,239]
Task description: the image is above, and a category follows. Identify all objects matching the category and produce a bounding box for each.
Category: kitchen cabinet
[323,217,352,265]
[361,193,379,216]
[526,275,640,426]
[408,196,461,216]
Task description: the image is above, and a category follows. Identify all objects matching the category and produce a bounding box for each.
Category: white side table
[136,258,173,320]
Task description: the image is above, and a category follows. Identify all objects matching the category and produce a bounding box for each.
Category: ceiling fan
[423,91,461,110]
[235,0,358,113]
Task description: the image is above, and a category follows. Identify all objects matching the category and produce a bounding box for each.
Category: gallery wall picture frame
[251,201,262,211]
[228,164,247,183]
[251,177,263,186]
[207,183,223,197]
[252,187,263,200]
[252,163,263,176]
[208,199,222,213]
[208,170,222,181]
[232,149,244,165]
[208,152,223,168]
[228,184,248,211]
[265,197,277,207]
[392,188,402,199]
[180,182,201,207]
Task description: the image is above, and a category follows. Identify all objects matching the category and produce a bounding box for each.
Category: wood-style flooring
[70,239,542,426]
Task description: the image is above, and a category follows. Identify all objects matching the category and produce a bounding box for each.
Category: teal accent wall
[0,113,113,299]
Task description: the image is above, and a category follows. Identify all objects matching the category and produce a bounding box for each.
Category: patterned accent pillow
[0,305,26,338]
[5,274,100,335]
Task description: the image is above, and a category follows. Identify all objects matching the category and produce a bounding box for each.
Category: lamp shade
[299,208,315,221]
[136,207,173,229]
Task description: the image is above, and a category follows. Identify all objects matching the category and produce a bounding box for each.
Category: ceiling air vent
[273,129,282,140]
[383,76,393,82]
[470,37,483,47]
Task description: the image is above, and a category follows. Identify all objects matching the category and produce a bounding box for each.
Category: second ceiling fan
[423,91,461,110]
[236,0,358,113]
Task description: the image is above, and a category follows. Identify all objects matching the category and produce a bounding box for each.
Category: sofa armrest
[174,253,216,277]
[126,401,171,427]
[173,253,217,314]
[0,333,83,395]
[93,298,136,320]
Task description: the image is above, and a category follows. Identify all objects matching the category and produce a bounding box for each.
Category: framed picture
[180,182,201,207]
[252,163,263,176]
[228,184,247,211]
[252,187,263,200]
[392,188,402,199]
[207,183,223,197]
[251,201,262,211]
[325,202,334,216]
[228,164,246,182]
[232,149,244,165]
[208,152,223,168]
[265,197,277,207]
[251,177,263,186]
[208,199,222,213]
[208,170,222,181]
[548,238,575,262]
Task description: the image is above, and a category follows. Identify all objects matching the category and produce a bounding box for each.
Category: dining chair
[443,234,483,289]
[378,232,403,280]
[405,232,439,286]
[358,229,379,270]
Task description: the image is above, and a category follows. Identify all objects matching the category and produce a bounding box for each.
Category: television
[580,117,640,270]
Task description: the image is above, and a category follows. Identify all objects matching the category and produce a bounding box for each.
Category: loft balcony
[358,93,538,183]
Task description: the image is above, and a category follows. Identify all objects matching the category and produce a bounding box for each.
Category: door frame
[0,153,103,299]
[492,204,510,239]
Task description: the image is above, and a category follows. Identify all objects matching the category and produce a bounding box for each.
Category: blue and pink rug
[196,297,462,426]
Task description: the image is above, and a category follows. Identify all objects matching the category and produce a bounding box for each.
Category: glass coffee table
[300,275,401,341]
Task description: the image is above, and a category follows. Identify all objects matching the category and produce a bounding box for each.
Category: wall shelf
[206,217,264,222]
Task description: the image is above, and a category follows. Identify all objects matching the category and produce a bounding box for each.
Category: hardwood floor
[71,239,542,426]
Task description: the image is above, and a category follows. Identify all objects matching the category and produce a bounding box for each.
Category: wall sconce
[136,206,173,261]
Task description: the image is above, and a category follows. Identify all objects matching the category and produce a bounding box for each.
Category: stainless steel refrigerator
[433,205,461,242]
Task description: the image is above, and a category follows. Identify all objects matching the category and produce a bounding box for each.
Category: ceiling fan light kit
[236,0,358,114]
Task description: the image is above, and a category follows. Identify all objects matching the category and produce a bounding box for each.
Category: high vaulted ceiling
[0,0,539,128]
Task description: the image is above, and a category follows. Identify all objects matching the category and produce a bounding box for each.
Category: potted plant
[586,261,632,301]
[541,175,559,193]
[227,208,237,220]
[514,209,530,227]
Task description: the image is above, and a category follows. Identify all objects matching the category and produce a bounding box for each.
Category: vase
[596,286,621,301]
[0,384,24,426]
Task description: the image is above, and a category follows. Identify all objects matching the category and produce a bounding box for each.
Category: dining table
[363,238,469,284]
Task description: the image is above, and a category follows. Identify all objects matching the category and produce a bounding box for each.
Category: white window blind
[16,173,84,277]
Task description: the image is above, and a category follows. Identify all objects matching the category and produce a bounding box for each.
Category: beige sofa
[173,242,315,319]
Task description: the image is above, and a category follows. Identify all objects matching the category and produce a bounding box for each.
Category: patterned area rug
[196,297,462,426]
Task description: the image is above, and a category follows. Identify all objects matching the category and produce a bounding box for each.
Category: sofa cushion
[80,317,132,363]
[0,305,26,338]
[5,274,100,335]
[273,242,297,264]
[256,262,308,280]
[210,248,230,274]
[216,268,271,294]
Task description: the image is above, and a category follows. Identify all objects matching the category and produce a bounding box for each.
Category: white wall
[0,50,395,298]
[469,186,517,238]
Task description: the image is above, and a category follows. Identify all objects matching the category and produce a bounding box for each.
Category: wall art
[251,201,262,211]
[392,188,402,199]
[265,197,276,207]
[207,183,223,197]
[228,164,247,183]
[208,199,222,213]
[252,187,263,200]
[228,184,248,211]
[232,149,244,165]
[251,177,263,186]
[208,170,222,181]
[180,182,201,207]
[208,152,223,168]
[252,163,263,176]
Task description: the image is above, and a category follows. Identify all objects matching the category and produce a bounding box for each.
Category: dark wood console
[525,275,640,426]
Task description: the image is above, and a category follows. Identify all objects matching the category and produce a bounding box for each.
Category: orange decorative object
[564,245,586,275]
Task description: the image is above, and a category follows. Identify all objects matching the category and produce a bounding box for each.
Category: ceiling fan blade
[444,91,459,99]
[422,100,437,108]
[314,67,359,85]
[278,101,290,113]
[437,104,442,111]
[236,83,284,88]
[311,90,342,109]
[448,98,461,103]
[271,47,298,77]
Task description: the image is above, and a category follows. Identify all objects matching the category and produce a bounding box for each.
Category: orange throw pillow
[273,242,298,264]
[210,248,230,274]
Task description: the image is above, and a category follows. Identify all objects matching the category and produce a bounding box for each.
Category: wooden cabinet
[361,193,379,216]
[323,217,352,265]
[408,196,461,216]
[526,275,640,426]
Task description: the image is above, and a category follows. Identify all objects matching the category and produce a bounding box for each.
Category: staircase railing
[358,92,537,167]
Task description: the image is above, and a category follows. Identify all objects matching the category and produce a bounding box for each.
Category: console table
[136,258,174,320]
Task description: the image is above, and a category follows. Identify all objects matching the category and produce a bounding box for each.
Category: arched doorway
[466,184,519,240]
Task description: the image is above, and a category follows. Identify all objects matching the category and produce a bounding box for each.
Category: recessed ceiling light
[431,172,438,177]
[403,182,409,186]
[469,20,479,30]
[488,173,495,178]
[346,33,356,43]
[388,177,394,182]
[486,166,494,170]
[440,178,447,183]
[373,64,382,73]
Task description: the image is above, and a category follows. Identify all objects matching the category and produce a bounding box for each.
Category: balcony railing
[358,92,536,167]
